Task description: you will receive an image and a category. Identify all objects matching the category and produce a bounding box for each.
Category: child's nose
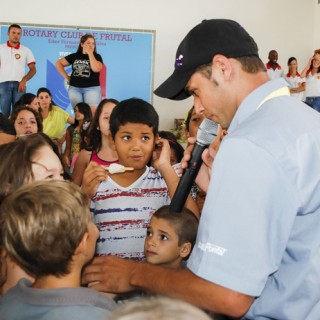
[131,139,141,150]
[147,236,156,247]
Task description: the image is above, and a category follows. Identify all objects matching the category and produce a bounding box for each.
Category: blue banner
[1,24,155,114]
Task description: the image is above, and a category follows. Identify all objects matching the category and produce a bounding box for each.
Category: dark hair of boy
[109,98,159,140]
[153,205,198,248]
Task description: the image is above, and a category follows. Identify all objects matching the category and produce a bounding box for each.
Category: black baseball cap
[154,19,259,101]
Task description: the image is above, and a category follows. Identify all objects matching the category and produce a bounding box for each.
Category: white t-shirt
[0,42,35,83]
[285,73,305,100]
[305,71,320,97]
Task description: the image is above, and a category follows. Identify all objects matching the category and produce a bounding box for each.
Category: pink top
[90,149,118,166]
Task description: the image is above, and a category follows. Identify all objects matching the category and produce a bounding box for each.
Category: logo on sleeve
[198,241,227,256]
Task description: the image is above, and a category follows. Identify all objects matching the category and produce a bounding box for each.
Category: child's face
[74,107,84,121]
[31,145,64,181]
[27,97,40,111]
[114,123,155,170]
[98,102,116,136]
[144,217,184,269]
[187,109,205,138]
[14,110,38,136]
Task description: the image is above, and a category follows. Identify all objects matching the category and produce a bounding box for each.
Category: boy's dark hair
[110,98,159,139]
[153,205,198,248]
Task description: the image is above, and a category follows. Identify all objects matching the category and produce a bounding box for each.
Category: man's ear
[212,54,232,80]
[74,232,89,256]
[179,242,192,258]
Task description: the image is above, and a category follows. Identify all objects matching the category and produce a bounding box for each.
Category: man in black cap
[83,19,320,319]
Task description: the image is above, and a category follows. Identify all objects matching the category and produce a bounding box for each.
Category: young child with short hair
[0,180,117,319]
[144,205,198,269]
[112,205,199,304]
[91,98,198,261]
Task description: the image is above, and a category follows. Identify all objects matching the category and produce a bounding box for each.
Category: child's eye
[146,230,152,237]
[122,135,131,141]
[160,234,169,241]
[141,136,150,141]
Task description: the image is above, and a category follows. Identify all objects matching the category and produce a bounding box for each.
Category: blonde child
[0,180,116,319]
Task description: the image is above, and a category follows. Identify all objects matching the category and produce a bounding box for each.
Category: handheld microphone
[170,118,218,212]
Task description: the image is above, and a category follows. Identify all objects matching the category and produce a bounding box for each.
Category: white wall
[1,0,318,130]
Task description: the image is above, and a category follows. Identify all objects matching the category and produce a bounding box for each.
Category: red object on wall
[99,63,107,99]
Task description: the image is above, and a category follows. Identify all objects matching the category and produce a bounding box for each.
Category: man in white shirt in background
[266,49,284,79]
[0,24,36,117]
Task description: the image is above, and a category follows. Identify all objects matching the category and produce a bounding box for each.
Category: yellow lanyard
[256,86,290,110]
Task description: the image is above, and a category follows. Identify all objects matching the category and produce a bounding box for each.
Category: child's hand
[81,161,108,199]
[151,138,171,171]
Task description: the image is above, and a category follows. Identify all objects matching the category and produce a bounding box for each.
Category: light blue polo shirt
[188,79,320,319]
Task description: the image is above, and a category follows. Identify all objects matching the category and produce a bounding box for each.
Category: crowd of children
[0,95,208,318]
[3,23,319,320]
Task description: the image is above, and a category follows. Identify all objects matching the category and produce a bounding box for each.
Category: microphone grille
[197,118,219,145]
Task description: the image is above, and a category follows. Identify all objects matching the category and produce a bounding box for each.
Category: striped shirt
[91,166,172,260]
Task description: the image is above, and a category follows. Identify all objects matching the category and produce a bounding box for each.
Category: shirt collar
[7,41,20,49]
[266,62,281,70]
[286,71,301,77]
[228,78,289,134]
